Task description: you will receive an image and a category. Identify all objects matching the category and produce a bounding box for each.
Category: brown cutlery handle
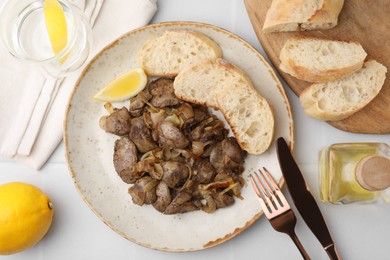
[289,232,311,260]
[325,244,341,260]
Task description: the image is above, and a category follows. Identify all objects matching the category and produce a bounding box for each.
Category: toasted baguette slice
[174,58,275,154]
[280,37,367,82]
[137,30,222,77]
[263,0,344,33]
[299,60,387,121]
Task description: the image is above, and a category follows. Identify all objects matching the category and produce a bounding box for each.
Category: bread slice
[137,30,222,77]
[299,60,387,121]
[174,58,240,108]
[173,58,275,154]
[263,0,344,33]
[216,82,275,155]
[280,37,367,82]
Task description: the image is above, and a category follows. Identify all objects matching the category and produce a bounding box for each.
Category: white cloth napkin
[0,0,158,169]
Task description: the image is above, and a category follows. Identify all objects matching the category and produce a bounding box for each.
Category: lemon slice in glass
[93,68,148,102]
[43,0,68,57]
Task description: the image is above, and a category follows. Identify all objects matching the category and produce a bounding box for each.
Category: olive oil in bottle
[319,143,390,204]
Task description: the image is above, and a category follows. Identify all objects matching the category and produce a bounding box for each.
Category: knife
[276,137,341,260]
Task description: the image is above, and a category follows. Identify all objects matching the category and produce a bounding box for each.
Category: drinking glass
[0,0,92,77]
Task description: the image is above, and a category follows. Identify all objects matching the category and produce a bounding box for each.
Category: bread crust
[279,36,367,82]
[282,59,364,82]
[263,0,344,33]
[304,0,344,30]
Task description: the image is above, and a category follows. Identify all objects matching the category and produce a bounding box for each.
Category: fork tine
[249,173,273,214]
[257,168,280,210]
[263,167,280,191]
[258,168,274,195]
[262,167,289,208]
[249,173,268,204]
[253,171,269,197]
[249,174,261,197]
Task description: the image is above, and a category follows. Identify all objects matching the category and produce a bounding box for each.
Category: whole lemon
[0,182,54,255]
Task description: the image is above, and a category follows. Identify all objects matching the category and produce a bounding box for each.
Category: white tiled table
[1,1,390,259]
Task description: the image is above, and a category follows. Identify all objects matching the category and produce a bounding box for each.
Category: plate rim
[63,21,295,252]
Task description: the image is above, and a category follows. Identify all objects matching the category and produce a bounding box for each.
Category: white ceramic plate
[64,22,294,252]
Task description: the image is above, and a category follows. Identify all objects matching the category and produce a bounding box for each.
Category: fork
[250,167,311,260]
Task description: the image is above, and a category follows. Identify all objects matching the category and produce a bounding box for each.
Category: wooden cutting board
[244,0,390,134]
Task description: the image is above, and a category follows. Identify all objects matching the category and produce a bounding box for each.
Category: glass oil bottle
[319,143,390,204]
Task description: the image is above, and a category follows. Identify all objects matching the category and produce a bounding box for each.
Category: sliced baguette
[263,0,344,33]
[173,58,275,154]
[299,60,387,121]
[174,58,246,108]
[280,37,367,82]
[216,82,275,155]
[137,30,222,77]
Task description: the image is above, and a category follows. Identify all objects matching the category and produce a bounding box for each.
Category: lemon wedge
[94,68,148,102]
[43,0,68,57]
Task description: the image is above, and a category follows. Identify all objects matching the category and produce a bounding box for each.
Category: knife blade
[276,137,341,260]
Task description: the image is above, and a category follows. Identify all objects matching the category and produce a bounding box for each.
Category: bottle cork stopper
[355,156,390,191]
